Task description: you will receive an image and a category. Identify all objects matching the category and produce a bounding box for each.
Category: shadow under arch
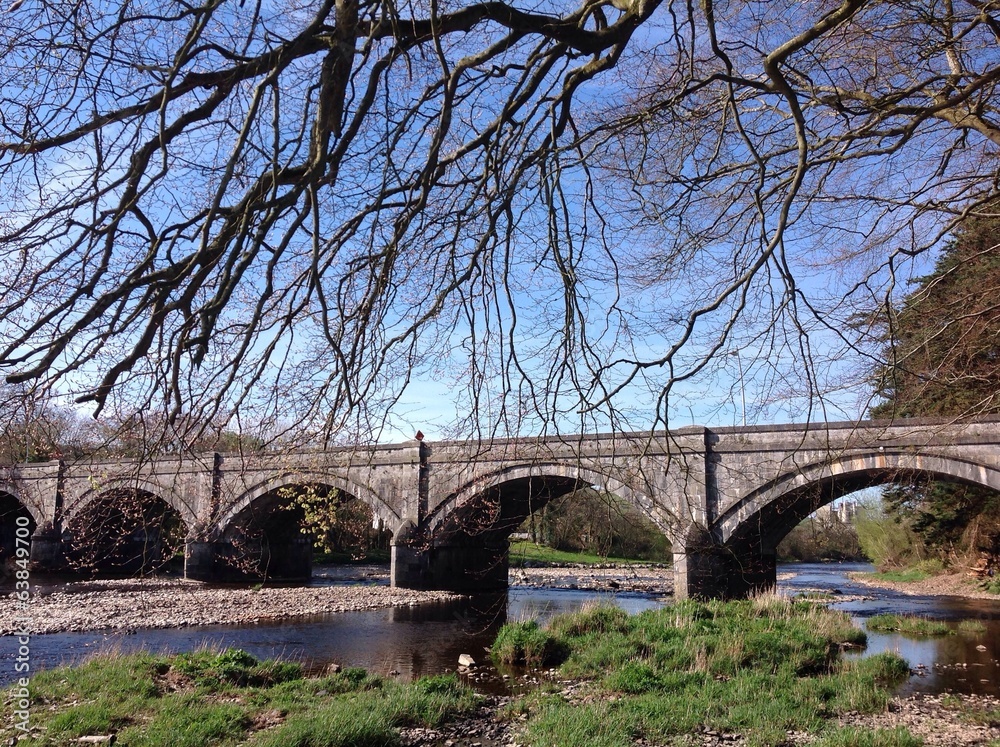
[66,475,200,532]
[427,462,665,535]
[701,450,1000,599]
[63,486,188,577]
[395,463,663,592]
[0,491,36,577]
[216,471,400,539]
[211,473,397,581]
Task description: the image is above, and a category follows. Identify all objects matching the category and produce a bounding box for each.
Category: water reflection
[781,562,1000,696]
[3,562,1000,697]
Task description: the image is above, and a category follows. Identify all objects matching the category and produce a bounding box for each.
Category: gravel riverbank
[848,571,1000,600]
[841,693,1000,747]
[1,563,674,635]
[0,578,457,635]
[400,683,1000,747]
[512,563,674,594]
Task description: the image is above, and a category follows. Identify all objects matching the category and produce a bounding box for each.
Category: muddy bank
[849,571,1000,601]
[0,578,456,635]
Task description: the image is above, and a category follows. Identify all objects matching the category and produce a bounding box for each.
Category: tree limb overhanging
[0,0,998,442]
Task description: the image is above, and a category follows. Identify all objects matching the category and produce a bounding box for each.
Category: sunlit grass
[508,540,654,566]
[497,598,911,747]
[2,649,478,747]
[866,614,952,636]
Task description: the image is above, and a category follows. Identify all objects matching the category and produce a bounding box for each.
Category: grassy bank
[863,567,938,584]
[2,649,478,746]
[508,540,659,566]
[312,548,391,565]
[494,597,916,747]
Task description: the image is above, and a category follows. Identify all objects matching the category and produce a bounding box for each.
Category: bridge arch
[64,477,198,531]
[62,483,190,576]
[203,471,399,581]
[428,462,664,537]
[0,483,40,526]
[0,488,37,568]
[393,462,666,592]
[216,470,401,538]
[687,449,1000,599]
[717,449,1000,548]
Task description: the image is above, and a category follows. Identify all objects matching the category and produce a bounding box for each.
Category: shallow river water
[781,562,1000,697]
[4,562,1000,696]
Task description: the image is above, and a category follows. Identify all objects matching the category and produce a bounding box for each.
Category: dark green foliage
[872,213,1000,419]
[881,479,1000,562]
[871,212,1000,563]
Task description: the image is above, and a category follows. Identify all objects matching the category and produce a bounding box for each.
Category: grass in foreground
[3,649,478,747]
[508,540,649,566]
[494,597,915,747]
[6,600,919,747]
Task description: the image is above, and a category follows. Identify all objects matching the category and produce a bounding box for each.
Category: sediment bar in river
[1,578,458,635]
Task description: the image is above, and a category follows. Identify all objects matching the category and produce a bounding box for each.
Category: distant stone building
[828,500,858,524]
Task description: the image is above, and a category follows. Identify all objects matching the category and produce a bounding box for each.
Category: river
[3,562,999,696]
[781,562,1000,697]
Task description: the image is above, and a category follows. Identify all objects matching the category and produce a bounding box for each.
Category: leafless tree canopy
[1,0,998,441]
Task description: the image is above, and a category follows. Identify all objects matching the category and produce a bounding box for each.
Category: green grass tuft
[491,620,567,667]
[957,619,987,634]
[866,614,952,636]
[2,650,477,747]
[172,647,303,688]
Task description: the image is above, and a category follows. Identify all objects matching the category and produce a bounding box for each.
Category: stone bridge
[3,416,999,599]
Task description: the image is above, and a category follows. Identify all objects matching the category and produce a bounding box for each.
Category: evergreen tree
[872,212,1000,563]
